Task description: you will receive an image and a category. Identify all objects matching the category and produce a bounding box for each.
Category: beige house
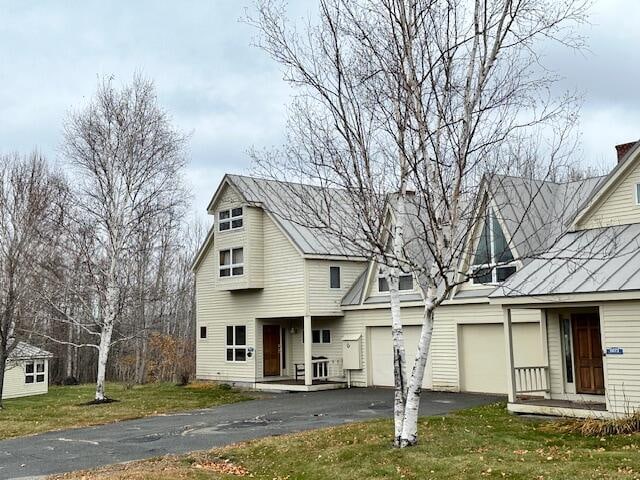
[2,342,52,400]
[195,143,640,417]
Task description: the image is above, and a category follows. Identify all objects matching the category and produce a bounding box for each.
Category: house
[194,141,640,418]
[2,342,53,399]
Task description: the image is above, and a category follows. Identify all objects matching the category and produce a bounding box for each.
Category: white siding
[578,159,640,229]
[546,311,565,395]
[2,359,49,399]
[601,301,640,415]
[306,260,367,315]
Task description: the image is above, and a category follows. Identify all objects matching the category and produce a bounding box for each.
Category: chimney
[615,141,637,163]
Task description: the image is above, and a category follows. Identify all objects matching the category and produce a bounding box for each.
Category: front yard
[0,382,249,440]
[53,402,640,479]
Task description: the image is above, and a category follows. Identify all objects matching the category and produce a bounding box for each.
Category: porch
[503,306,610,418]
[256,315,347,391]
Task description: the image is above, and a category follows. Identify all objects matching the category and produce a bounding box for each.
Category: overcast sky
[0,1,638,219]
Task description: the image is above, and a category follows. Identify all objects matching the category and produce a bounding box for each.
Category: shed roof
[8,342,53,360]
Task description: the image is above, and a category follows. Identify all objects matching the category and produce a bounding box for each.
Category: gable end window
[226,325,247,362]
[219,207,243,231]
[25,361,45,384]
[219,248,244,277]
[199,326,207,339]
[330,266,341,289]
[635,183,640,205]
[471,208,517,284]
[377,268,413,293]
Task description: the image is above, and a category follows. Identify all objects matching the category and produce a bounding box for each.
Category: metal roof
[491,223,640,298]
[8,341,53,360]
[226,175,367,259]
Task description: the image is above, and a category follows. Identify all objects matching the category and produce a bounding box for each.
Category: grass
[51,402,640,480]
[0,382,249,440]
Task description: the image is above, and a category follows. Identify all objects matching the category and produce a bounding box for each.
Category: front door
[572,313,605,394]
[263,325,281,376]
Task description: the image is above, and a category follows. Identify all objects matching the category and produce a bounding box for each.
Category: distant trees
[0,154,67,407]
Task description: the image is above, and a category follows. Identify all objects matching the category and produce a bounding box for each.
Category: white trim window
[25,360,45,384]
[471,208,517,284]
[377,268,413,293]
[635,182,640,205]
[219,248,244,277]
[226,325,247,362]
[219,207,243,231]
[313,329,331,344]
[330,266,341,289]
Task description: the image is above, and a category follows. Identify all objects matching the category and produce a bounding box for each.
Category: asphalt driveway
[0,388,500,479]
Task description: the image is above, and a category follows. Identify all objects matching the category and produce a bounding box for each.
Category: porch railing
[294,357,342,381]
[514,366,550,394]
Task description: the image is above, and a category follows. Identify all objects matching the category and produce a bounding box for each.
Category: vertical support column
[503,307,517,403]
[304,315,313,386]
[539,309,551,399]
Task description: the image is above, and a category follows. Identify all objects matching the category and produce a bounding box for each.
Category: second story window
[377,268,413,293]
[220,248,244,277]
[219,207,243,231]
[471,208,516,284]
[330,266,341,289]
[635,183,640,205]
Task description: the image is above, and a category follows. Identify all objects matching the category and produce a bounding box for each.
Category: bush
[62,376,80,386]
[544,410,640,436]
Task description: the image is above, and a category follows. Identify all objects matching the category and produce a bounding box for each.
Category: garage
[368,326,432,388]
[458,323,542,394]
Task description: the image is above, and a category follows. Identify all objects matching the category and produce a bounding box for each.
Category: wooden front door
[572,313,605,394]
[263,325,281,377]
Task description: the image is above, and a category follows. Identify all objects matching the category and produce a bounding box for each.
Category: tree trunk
[399,306,435,447]
[95,321,114,402]
[0,353,8,409]
[389,275,407,446]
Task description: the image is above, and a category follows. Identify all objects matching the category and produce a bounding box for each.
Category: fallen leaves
[192,459,249,476]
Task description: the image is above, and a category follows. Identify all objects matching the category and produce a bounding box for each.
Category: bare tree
[250,0,590,447]
[0,153,66,407]
[58,75,188,402]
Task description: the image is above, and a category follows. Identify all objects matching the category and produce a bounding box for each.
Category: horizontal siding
[579,160,640,229]
[602,301,640,414]
[2,359,48,399]
[306,260,367,315]
[196,212,306,382]
[546,312,565,395]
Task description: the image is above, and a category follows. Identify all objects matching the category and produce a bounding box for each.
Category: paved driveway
[0,388,500,479]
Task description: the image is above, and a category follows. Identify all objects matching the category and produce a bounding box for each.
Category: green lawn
[53,403,640,480]
[0,382,249,440]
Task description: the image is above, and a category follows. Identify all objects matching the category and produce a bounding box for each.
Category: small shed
[3,342,53,399]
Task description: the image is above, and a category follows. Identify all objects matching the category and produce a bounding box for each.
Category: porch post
[539,309,551,399]
[503,307,517,403]
[304,315,313,386]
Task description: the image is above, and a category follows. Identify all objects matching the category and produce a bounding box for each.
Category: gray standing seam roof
[491,223,640,298]
[227,175,367,259]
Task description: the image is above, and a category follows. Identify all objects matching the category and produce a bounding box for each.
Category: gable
[576,154,640,230]
[209,180,245,213]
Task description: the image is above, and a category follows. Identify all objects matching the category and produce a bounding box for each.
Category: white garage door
[369,326,432,388]
[458,323,542,394]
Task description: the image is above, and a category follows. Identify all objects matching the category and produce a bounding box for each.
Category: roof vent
[615,141,637,163]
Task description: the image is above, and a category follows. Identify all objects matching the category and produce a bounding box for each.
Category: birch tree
[250,0,589,446]
[61,75,187,402]
[0,153,66,407]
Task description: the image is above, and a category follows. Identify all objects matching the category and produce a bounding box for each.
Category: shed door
[369,326,432,388]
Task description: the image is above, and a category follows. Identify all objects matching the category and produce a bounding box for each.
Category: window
[219,248,244,277]
[226,325,247,361]
[636,183,640,205]
[218,207,243,231]
[471,208,517,284]
[377,268,413,293]
[25,361,45,384]
[307,329,331,344]
[330,266,341,289]
[199,326,207,339]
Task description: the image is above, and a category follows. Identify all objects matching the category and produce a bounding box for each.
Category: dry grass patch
[543,411,640,437]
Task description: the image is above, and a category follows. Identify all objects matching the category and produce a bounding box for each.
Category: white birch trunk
[95,321,113,401]
[388,273,407,445]
[399,305,435,447]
